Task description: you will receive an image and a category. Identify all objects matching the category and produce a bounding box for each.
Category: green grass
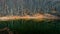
[0,19,60,34]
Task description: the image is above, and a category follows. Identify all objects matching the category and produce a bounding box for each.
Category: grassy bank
[0,19,60,34]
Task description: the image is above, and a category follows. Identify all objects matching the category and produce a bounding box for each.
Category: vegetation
[0,19,60,34]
